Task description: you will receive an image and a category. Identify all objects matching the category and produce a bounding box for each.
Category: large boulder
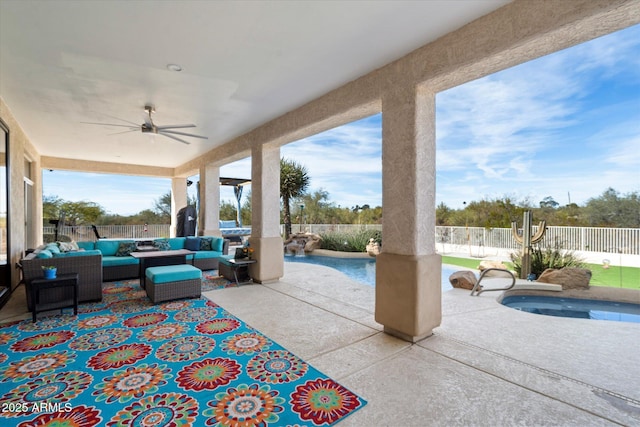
[537,267,592,290]
[449,270,478,290]
[478,260,510,277]
[366,238,381,257]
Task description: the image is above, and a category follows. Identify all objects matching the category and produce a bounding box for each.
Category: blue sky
[44,24,640,216]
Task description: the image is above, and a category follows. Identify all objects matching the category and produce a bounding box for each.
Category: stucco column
[199,164,221,237]
[170,177,187,238]
[375,84,441,343]
[248,144,283,283]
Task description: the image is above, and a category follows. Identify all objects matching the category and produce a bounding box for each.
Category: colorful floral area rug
[0,279,366,426]
[202,272,238,291]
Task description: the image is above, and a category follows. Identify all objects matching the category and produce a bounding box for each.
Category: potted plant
[42,265,57,279]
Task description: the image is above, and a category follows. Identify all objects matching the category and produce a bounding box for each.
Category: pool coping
[307,249,373,258]
[301,250,640,305]
[501,285,640,304]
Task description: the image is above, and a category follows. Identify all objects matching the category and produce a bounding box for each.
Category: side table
[219,258,256,285]
[30,273,79,322]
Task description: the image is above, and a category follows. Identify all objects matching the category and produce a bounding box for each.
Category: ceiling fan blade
[159,133,191,145]
[101,114,142,127]
[80,122,137,128]
[156,124,196,130]
[160,130,208,139]
[108,128,139,136]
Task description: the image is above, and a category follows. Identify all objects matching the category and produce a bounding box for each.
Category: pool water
[501,295,640,323]
[284,255,457,291]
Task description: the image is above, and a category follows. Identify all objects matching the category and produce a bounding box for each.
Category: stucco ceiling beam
[41,156,174,178]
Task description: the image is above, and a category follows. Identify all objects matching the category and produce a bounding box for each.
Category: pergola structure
[1,1,638,341]
[219,177,251,228]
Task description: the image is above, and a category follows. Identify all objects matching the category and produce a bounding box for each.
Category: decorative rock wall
[283,233,323,254]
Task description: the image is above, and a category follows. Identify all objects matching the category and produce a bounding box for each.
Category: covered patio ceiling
[0,0,510,170]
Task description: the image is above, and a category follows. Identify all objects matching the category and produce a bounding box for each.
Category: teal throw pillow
[76,241,95,251]
[96,240,121,256]
[115,241,137,257]
[168,238,185,250]
[212,237,224,252]
[45,243,61,254]
[36,249,53,259]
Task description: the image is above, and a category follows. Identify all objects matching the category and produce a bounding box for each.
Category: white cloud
[433,24,640,208]
[44,25,639,216]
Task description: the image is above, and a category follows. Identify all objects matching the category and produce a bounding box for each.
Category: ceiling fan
[82,104,208,145]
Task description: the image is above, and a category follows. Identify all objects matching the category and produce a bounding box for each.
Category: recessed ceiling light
[167,63,182,72]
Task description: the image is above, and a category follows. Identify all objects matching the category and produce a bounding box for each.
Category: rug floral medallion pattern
[0,277,366,426]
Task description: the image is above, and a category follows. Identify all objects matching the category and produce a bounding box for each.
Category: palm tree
[280,158,310,239]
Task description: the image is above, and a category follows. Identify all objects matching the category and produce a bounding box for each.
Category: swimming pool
[284,254,457,291]
[501,295,640,323]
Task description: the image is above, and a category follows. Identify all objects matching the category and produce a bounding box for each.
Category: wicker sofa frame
[103,264,139,282]
[145,277,201,304]
[101,238,230,281]
[191,254,225,271]
[21,253,103,310]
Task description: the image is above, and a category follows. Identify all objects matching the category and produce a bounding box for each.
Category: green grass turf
[441,256,639,290]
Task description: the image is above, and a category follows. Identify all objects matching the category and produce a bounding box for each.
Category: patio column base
[248,236,284,283]
[383,326,432,344]
[375,252,442,342]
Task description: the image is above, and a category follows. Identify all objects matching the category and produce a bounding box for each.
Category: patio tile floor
[2,262,639,426]
[208,262,640,426]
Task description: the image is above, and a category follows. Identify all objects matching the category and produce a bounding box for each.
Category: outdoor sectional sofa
[77,236,230,281]
[20,236,229,303]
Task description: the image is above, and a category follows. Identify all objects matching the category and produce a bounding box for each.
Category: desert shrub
[510,242,586,277]
[319,232,350,251]
[319,229,382,252]
[43,234,72,244]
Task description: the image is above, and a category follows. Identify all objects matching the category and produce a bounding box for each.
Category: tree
[59,201,104,225]
[357,205,382,224]
[43,195,105,225]
[296,190,332,224]
[153,192,197,221]
[240,191,252,226]
[153,193,173,218]
[436,202,453,226]
[451,197,525,228]
[280,158,310,239]
[220,193,252,226]
[43,195,63,222]
[131,209,165,225]
[219,201,238,221]
[539,196,559,209]
[583,188,640,227]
